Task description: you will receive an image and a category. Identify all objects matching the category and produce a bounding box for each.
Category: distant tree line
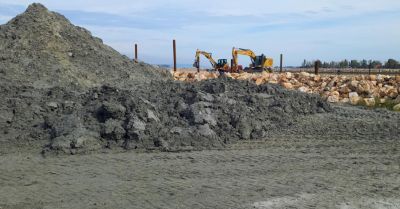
[301,59,400,69]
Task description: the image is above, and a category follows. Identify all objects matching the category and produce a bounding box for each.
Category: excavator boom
[193,49,230,72]
[193,49,217,69]
[232,47,256,68]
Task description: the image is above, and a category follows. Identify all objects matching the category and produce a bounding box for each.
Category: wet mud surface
[1,138,399,209]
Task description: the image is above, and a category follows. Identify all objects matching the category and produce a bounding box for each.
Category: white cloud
[1,0,400,65]
[4,0,400,17]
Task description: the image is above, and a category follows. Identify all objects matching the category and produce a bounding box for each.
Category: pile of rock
[173,71,400,110]
[173,71,219,81]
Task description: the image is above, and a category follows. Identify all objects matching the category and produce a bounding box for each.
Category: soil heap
[0,3,169,89]
[0,4,399,154]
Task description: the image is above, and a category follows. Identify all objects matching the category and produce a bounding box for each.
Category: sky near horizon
[0,0,399,67]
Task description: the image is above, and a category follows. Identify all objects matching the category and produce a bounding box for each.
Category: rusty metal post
[134,44,138,62]
[173,39,177,72]
[280,54,283,73]
[196,55,200,73]
[314,61,319,75]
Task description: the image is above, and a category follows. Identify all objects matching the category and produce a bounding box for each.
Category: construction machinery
[193,49,230,72]
[232,47,273,72]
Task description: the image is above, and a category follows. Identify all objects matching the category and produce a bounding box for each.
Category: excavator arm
[232,47,257,70]
[193,49,217,69]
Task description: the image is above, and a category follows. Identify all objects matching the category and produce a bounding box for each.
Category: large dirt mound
[1,77,334,154]
[0,3,169,89]
[0,4,399,155]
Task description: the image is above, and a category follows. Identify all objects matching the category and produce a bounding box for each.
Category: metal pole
[230,59,234,73]
[173,39,177,72]
[314,61,319,75]
[280,54,283,73]
[196,56,200,73]
[232,47,236,72]
[134,44,138,62]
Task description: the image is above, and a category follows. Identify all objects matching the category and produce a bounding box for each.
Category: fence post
[314,61,319,75]
[134,44,138,63]
[173,40,177,72]
[280,54,283,73]
[196,55,200,73]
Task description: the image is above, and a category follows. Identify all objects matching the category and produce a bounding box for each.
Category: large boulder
[349,92,361,105]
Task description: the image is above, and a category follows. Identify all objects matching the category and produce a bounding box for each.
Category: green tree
[330,61,337,68]
[361,60,368,68]
[385,59,399,69]
[344,59,349,68]
[339,59,349,68]
[315,60,322,68]
[371,60,382,69]
[349,60,360,68]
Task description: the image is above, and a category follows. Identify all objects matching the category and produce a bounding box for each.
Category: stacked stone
[173,71,400,110]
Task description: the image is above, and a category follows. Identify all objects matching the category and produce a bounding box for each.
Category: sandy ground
[1,137,399,209]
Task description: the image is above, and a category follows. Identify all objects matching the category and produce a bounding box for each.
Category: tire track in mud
[1,138,399,209]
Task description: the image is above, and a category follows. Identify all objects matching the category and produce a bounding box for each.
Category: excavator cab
[232,47,273,72]
[193,49,231,72]
[216,59,230,72]
[217,59,228,68]
[259,55,273,72]
[253,55,265,67]
[252,54,273,72]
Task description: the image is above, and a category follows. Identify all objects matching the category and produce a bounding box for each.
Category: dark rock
[97,102,126,122]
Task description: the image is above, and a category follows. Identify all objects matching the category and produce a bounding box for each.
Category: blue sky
[0,0,400,67]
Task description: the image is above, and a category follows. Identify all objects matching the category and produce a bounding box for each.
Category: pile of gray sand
[0,4,398,154]
[0,3,168,89]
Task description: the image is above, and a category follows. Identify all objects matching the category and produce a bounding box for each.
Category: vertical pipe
[314,61,319,75]
[134,44,138,62]
[231,47,236,72]
[173,39,177,72]
[280,54,283,73]
[196,56,200,73]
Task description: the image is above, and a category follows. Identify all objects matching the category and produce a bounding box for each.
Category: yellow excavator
[193,49,230,72]
[232,47,273,72]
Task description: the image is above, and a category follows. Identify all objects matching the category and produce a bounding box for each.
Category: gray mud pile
[1,4,399,154]
[0,3,169,89]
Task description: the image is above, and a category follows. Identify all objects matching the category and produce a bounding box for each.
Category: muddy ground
[1,133,399,209]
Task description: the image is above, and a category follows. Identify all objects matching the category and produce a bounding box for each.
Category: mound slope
[0,3,169,89]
